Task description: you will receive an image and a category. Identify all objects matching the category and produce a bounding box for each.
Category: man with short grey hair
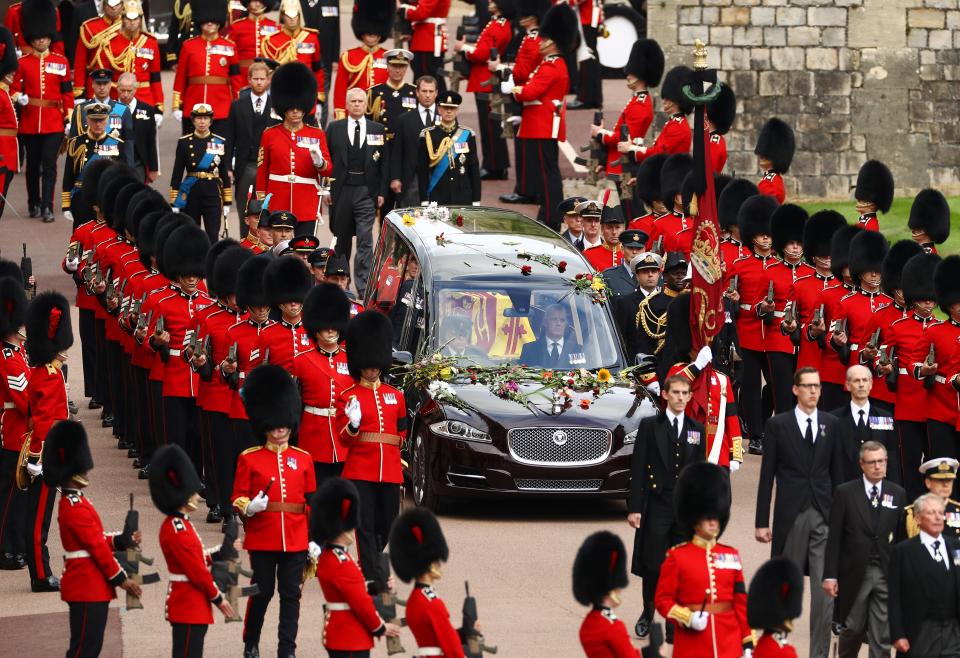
[830,364,899,484]
[116,72,160,183]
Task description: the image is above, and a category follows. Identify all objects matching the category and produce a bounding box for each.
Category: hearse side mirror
[393,350,413,365]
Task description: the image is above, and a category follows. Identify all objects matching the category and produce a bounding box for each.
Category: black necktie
[869,484,879,508]
[672,417,680,443]
[550,341,559,363]
[856,409,870,444]
[805,418,814,445]
[425,108,432,126]
[255,97,262,115]
[353,120,361,149]
[858,409,866,429]
[933,539,946,567]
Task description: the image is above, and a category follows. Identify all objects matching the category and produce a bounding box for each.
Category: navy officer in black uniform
[416,90,481,207]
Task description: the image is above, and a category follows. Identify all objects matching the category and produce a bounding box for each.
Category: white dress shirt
[250,92,268,115]
[348,116,367,147]
[665,410,685,438]
[419,104,437,127]
[128,97,138,114]
[546,336,564,358]
[583,236,603,250]
[795,407,819,442]
[920,530,951,569]
[863,475,881,501]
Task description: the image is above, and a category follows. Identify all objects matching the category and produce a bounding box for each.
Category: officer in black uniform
[61,102,127,220]
[366,49,418,137]
[416,90,481,206]
[68,68,136,167]
[169,103,233,243]
[627,251,688,360]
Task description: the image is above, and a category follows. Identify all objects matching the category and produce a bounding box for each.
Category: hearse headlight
[430,420,491,443]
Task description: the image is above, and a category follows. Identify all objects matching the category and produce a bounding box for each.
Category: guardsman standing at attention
[44,420,143,657]
[5,1,64,56]
[61,103,127,223]
[170,103,233,242]
[754,118,794,204]
[333,0,392,121]
[92,1,165,113]
[853,160,894,232]
[261,0,326,116]
[417,90,481,206]
[908,188,952,255]
[626,66,694,165]
[584,188,626,272]
[573,531,640,658]
[226,0,279,89]
[905,458,960,540]
[706,83,735,174]
[747,559,804,658]
[232,364,316,658]
[172,0,241,135]
[0,26,19,222]
[398,0,451,92]
[72,0,124,100]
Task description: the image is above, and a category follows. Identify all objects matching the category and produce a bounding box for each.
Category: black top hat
[242,364,301,438]
[389,508,449,582]
[572,531,629,607]
[42,420,93,487]
[310,478,360,544]
[854,160,894,214]
[624,39,665,87]
[303,283,351,337]
[149,444,203,516]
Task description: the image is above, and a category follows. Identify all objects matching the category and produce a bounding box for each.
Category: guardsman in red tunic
[312,478,403,657]
[390,508,477,658]
[815,226,861,410]
[628,66,693,166]
[584,188,626,271]
[754,118,794,204]
[294,284,353,487]
[926,256,960,467]
[255,63,332,236]
[0,272,28,570]
[225,0,279,89]
[0,27,19,219]
[656,463,753,658]
[90,1,164,111]
[150,444,236,658]
[627,154,668,237]
[908,187,952,255]
[333,0,391,121]
[853,160,893,232]
[706,83,735,174]
[573,531,640,657]
[4,0,64,56]
[399,0,451,92]
[232,364,316,658]
[256,256,311,374]
[716,179,756,278]
[647,154,693,257]
[172,1,241,135]
[72,0,123,99]
[43,420,143,657]
[261,0,325,112]
[747,558,803,658]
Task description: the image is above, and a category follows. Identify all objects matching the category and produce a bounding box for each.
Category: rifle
[187,329,199,360]
[211,518,259,622]
[461,581,496,657]
[391,4,413,46]
[652,235,664,256]
[102,267,115,305]
[135,309,152,338]
[262,347,270,365]
[574,111,604,187]
[924,343,937,390]
[866,328,881,352]
[882,345,898,392]
[129,293,146,324]
[372,553,407,655]
[66,241,80,264]
[782,301,795,326]
[154,315,170,362]
[762,281,775,325]
[116,493,159,610]
[726,274,738,296]
[81,250,95,284]
[20,243,35,299]
[224,342,240,387]
[483,48,514,139]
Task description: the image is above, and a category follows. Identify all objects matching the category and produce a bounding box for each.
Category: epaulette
[2,348,12,358]
[840,291,856,301]
[332,546,348,562]
[211,132,226,140]
[240,445,262,455]
[671,115,684,123]
[289,445,311,457]
[302,27,318,34]
[890,316,908,327]
[172,517,186,532]
[342,383,359,395]
[763,172,777,181]
[66,493,82,506]
[668,541,689,551]
[422,585,437,600]
[179,133,193,140]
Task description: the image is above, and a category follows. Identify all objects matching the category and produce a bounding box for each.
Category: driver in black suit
[518,304,586,369]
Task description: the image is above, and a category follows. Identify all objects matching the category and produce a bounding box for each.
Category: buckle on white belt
[416,650,444,657]
[898,368,908,375]
[64,550,91,559]
[936,375,947,384]
[168,573,189,582]
[304,405,335,417]
[168,349,182,356]
[2,402,13,409]
[849,344,859,350]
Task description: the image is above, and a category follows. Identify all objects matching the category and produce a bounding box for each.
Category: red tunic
[514,55,568,141]
[833,289,892,387]
[0,342,29,451]
[883,313,937,422]
[584,243,624,272]
[720,238,746,281]
[758,171,785,203]
[255,319,310,374]
[226,15,279,87]
[0,82,19,172]
[709,133,727,173]
[225,318,275,420]
[863,302,905,404]
[194,304,245,414]
[667,363,743,467]
[260,29,325,101]
[57,490,125,603]
[731,253,774,352]
[255,124,332,224]
[27,361,67,454]
[91,30,164,110]
[786,272,834,371]
[158,514,221,624]
[818,282,855,386]
[650,212,692,257]
[601,91,653,176]
[464,16,512,93]
[762,260,811,354]
[579,607,640,658]
[403,0,451,57]
[570,0,603,27]
[633,114,691,164]
[293,346,353,464]
[149,286,213,398]
[923,320,960,426]
[857,213,880,232]
[512,30,541,84]
[232,443,316,552]
[755,632,798,658]
[172,36,241,119]
[333,46,387,119]
[336,381,407,484]
[406,583,465,658]
[239,236,267,254]
[317,544,385,651]
[627,212,655,238]
[72,15,120,98]
[11,50,73,135]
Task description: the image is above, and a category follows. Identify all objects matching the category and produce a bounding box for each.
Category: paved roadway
[0,5,841,657]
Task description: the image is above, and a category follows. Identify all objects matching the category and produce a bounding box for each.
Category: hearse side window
[370,231,418,313]
[391,274,425,352]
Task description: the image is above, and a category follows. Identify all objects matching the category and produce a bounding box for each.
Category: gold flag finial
[693,39,708,71]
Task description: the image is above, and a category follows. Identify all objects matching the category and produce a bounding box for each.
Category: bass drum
[598,3,647,79]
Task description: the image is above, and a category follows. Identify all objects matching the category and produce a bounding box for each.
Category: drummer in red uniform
[232,364,316,658]
[747,558,803,658]
[755,118,794,204]
[311,478,402,657]
[853,160,893,232]
[257,255,312,373]
[43,420,142,657]
[573,530,640,657]
[226,0,279,89]
[655,462,753,658]
[150,444,235,658]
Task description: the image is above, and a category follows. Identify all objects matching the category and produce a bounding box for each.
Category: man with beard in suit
[116,72,159,183]
[755,366,844,658]
[518,303,585,369]
[390,75,438,207]
[830,365,899,484]
[823,441,905,658]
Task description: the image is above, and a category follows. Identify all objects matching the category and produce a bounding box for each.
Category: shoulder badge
[763,172,777,181]
[710,133,720,144]
[66,493,82,506]
[2,348,11,358]
[332,546,348,562]
[601,608,617,623]
[422,585,437,600]
[290,445,311,457]
[172,517,186,532]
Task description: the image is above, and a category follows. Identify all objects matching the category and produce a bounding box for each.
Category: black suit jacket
[823,478,906,623]
[518,336,586,369]
[560,229,585,252]
[391,106,433,190]
[755,409,844,557]
[327,117,387,210]
[828,401,900,485]
[889,535,960,646]
[128,100,159,174]
[223,94,279,178]
[627,413,707,513]
[300,0,340,70]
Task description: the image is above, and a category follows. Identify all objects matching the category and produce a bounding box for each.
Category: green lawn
[797,197,960,255]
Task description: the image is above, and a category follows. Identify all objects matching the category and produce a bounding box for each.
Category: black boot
[31,576,60,592]
[41,206,54,223]
[28,204,40,218]
[206,505,223,524]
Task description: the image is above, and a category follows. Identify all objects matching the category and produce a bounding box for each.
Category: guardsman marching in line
[23,290,73,592]
[905,459,960,539]
[44,420,143,656]
[747,558,803,658]
[172,0,241,136]
[416,90,481,206]
[311,478,403,657]
[573,531,640,657]
[232,364,316,658]
[334,0,392,121]
[625,66,693,165]
[4,0,64,56]
[908,187,951,255]
[656,463,753,658]
[72,0,124,100]
[257,255,311,373]
[754,118,794,204]
[255,62,332,237]
[926,256,960,464]
[627,153,668,237]
[261,0,325,116]
[67,69,136,167]
[391,507,478,658]
[647,153,692,256]
[61,103,126,221]
[11,0,72,223]
[0,26,19,222]
[584,187,625,272]
[226,0,279,89]
[399,0,451,92]
[366,49,417,143]
[170,103,233,242]
[706,83,735,174]
[853,160,893,232]
[90,1,165,112]
[716,179,755,275]
[150,444,236,658]
[293,283,353,488]
[337,311,407,591]
[239,198,270,253]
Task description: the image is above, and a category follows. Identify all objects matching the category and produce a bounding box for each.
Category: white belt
[415,17,446,25]
[849,344,859,350]
[936,375,947,384]
[739,303,752,311]
[417,650,444,657]
[326,602,350,611]
[304,405,335,417]
[64,550,91,559]
[168,573,189,582]
[898,368,908,375]
[771,310,785,318]
[269,173,319,186]
[2,402,13,409]
[169,349,182,356]
[522,100,542,106]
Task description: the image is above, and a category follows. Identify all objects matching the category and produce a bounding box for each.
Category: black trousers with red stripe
[898,419,928,501]
[522,138,562,230]
[475,95,508,172]
[67,601,109,658]
[350,480,401,588]
[244,550,307,655]
[94,319,111,416]
[25,477,54,581]
[0,448,26,557]
[739,348,768,442]
[171,622,208,658]
[163,395,202,479]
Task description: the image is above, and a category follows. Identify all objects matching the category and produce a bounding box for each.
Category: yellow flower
[591,277,605,291]
[402,213,415,226]
[596,368,612,384]
[439,367,452,380]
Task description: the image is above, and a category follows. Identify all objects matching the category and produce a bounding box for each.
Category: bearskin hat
[747,558,804,631]
[389,508,449,583]
[707,83,736,135]
[754,118,795,174]
[0,276,28,338]
[829,225,864,279]
[0,26,18,78]
[909,189,952,245]
[153,215,195,272]
[96,164,137,226]
[303,283,351,338]
[213,246,253,300]
[675,462,731,537]
[149,444,203,516]
[624,39,665,87]
[310,478,360,544]
[26,291,72,366]
[634,154,668,208]
[0,258,21,282]
[22,0,58,43]
[572,531,629,607]
[848,230,889,281]
[110,180,149,235]
[717,179,759,231]
[518,0,550,20]
[164,225,210,280]
[770,204,807,255]
[271,62,318,116]
[902,253,941,305]
[192,0,227,27]
[661,66,695,115]
[203,238,241,298]
[351,0,394,40]
[738,195,779,249]
[715,174,732,198]
[494,0,518,20]
[345,310,394,380]
[136,211,168,269]
[539,3,579,55]
[802,210,847,263]
[854,160,894,214]
[127,188,169,241]
[236,256,271,310]
[935,255,960,314]
[660,153,693,208]
[242,364,301,438]
[882,240,924,296]
[75,159,116,226]
[42,420,93,487]
[264,257,312,305]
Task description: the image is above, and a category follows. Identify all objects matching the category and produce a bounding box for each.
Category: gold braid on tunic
[636,296,667,354]
[424,127,460,169]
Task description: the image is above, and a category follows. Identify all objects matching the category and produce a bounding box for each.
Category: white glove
[63,210,74,225]
[173,109,183,123]
[154,113,164,127]
[171,207,180,214]
[309,145,325,169]
[345,397,361,428]
[500,78,514,95]
[245,490,269,517]
[471,201,481,206]
[26,462,42,477]
[315,103,324,118]
[690,610,709,632]
[647,380,660,397]
[223,205,231,219]
[64,123,71,135]
[308,541,322,560]
[16,94,28,107]
[729,460,741,473]
[693,345,712,370]
[743,648,753,658]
